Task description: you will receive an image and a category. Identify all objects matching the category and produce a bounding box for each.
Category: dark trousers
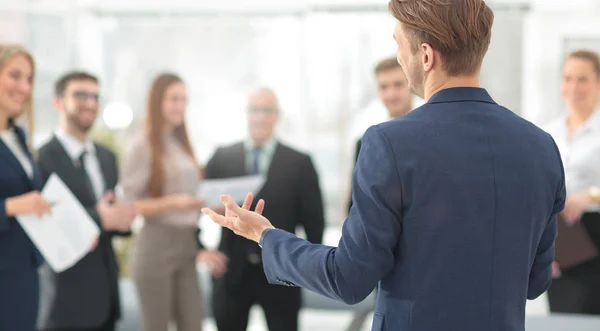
[212,262,301,331]
[548,257,600,315]
[42,322,115,331]
[41,308,116,331]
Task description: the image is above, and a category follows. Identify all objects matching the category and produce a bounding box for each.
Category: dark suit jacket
[205,141,325,290]
[261,88,566,331]
[36,135,128,329]
[348,139,362,212]
[0,125,43,331]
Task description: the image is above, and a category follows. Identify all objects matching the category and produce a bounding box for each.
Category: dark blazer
[261,88,566,331]
[0,125,43,331]
[36,135,128,329]
[348,138,362,212]
[205,141,325,289]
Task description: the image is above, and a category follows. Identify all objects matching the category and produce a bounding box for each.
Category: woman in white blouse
[545,49,600,315]
[0,44,52,331]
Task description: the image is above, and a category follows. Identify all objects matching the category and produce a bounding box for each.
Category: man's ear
[421,43,436,73]
[52,96,62,112]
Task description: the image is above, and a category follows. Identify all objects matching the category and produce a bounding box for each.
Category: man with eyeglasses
[36,71,136,331]
[205,87,325,331]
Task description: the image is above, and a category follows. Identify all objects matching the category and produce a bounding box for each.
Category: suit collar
[54,129,96,162]
[0,125,41,190]
[427,87,496,105]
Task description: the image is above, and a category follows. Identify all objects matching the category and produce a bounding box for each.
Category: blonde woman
[545,49,600,314]
[0,44,51,331]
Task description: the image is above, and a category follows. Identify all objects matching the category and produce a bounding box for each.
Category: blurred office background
[2,0,600,330]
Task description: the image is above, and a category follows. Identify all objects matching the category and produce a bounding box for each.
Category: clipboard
[554,213,599,270]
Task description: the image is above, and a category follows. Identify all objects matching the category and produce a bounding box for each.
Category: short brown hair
[55,71,98,97]
[374,57,402,75]
[388,0,494,76]
[566,50,600,77]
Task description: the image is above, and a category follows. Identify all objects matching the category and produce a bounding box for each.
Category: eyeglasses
[70,91,100,103]
[247,106,278,114]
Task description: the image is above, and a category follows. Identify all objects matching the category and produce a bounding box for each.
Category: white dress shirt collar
[55,128,96,162]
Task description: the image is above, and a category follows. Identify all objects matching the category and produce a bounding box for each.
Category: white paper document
[16,173,100,273]
[197,175,266,208]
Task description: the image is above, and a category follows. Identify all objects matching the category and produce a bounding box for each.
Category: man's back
[369,87,564,330]
[200,1,564,330]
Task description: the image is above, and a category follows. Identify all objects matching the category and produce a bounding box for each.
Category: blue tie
[251,146,262,175]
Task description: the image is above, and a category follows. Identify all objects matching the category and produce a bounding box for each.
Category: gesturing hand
[97,191,137,232]
[168,193,205,210]
[561,191,591,225]
[5,191,50,218]
[202,193,273,243]
[552,261,561,279]
[197,249,228,278]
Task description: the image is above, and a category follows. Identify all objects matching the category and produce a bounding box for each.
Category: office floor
[199,294,600,331]
[200,306,600,331]
[202,308,373,331]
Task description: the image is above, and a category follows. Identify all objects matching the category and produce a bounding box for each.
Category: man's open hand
[202,193,274,243]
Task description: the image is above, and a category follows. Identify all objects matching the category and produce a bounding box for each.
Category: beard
[66,106,96,133]
[407,63,425,99]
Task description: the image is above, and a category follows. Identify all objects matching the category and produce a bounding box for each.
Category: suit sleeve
[348,139,362,212]
[0,199,10,232]
[108,152,131,237]
[204,148,221,180]
[196,148,223,250]
[527,137,565,299]
[298,156,324,244]
[261,125,402,304]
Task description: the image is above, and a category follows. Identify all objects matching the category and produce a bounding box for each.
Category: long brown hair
[0,44,35,149]
[145,73,197,197]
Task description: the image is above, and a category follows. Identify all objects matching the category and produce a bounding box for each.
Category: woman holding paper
[0,44,51,331]
[120,73,227,331]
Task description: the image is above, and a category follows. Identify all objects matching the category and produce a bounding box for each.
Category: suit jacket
[36,135,128,329]
[348,138,362,212]
[205,141,325,290]
[261,88,566,331]
[0,125,43,331]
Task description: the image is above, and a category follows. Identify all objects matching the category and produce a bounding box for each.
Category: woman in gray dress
[120,73,227,331]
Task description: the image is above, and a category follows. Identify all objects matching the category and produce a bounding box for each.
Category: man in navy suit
[202,0,566,330]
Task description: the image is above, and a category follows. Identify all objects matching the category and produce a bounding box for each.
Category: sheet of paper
[16,173,100,272]
[197,175,266,208]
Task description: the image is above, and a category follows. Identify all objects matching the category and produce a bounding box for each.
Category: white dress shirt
[0,128,34,179]
[55,129,105,200]
[544,109,600,196]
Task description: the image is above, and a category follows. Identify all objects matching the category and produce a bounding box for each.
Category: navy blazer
[0,125,43,331]
[261,88,566,331]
